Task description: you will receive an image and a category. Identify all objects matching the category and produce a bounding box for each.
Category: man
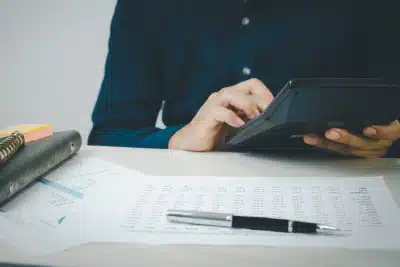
[88,0,400,157]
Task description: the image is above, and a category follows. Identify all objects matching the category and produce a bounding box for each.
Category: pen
[166,209,339,234]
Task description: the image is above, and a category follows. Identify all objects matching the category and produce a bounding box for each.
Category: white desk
[1,146,400,267]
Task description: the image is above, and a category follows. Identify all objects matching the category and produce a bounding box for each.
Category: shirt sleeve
[88,0,184,148]
[385,140,400,158]
[365,4,400,83]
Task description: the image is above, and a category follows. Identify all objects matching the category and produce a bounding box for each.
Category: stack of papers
[1,155,400,256]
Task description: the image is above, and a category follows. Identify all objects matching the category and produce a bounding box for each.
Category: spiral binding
[0,131,25,165]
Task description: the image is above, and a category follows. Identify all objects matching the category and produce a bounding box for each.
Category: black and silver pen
[166,209,339,233]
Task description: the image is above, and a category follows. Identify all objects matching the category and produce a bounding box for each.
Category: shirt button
[242,17,250,26]
[242,67,251,75]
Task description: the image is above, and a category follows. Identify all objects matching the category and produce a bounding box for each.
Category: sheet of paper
[0,155,144,254]
[2,166,400,256]
[60,175,400,250]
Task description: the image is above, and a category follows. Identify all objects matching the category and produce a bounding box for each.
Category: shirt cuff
[385,140,400,158]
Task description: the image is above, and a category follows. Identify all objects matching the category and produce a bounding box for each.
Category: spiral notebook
[0,131,25,166]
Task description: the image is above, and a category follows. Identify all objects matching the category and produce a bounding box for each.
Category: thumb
[364,120,400,140]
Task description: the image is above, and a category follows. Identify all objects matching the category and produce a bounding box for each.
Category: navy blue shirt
[88,0,399,155]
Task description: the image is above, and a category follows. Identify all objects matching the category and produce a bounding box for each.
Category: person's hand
[303,120,400,158]
[168,78,274,151]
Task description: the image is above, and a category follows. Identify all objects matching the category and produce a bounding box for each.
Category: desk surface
[1,146,400,267]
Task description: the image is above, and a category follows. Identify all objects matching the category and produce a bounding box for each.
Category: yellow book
[0,124,53,143]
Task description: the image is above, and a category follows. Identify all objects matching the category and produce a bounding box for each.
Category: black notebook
[0,130,82,206]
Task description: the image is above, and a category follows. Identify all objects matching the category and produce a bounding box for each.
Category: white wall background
[0,0,153,142]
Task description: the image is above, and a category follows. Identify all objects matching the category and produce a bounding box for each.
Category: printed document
[1,156,143,228]
[60,175,400,250]
[0,156,144,255]
[1,159,400,256]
